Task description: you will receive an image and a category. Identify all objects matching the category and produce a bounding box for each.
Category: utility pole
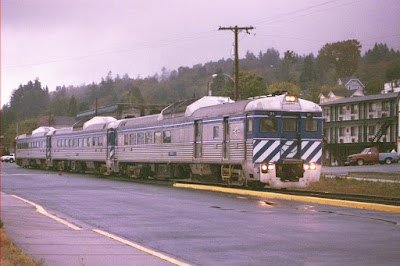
[218,26,254,101]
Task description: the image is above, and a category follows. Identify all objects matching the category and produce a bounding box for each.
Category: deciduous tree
[318,40,361,79]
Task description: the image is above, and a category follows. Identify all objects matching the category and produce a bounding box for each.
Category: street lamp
[212,73,238,100]
[212,73,235,84]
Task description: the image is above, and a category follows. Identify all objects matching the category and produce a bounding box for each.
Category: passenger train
[15,93,322,188]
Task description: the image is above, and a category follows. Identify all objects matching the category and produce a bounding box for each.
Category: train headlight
[284,95,297,102]
[261,163,274,173]
[304,163,317,170]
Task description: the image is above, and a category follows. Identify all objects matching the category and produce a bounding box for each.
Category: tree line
[1,41,400,151]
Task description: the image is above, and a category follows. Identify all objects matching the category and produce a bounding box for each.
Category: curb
[173,183,400,213]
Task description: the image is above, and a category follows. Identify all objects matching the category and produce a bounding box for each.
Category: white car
[1,154,15,163]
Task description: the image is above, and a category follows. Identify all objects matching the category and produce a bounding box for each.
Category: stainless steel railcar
[15,94,322,188]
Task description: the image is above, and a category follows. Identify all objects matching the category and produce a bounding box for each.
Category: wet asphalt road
[1,163,400,265]
[322,162,400,175]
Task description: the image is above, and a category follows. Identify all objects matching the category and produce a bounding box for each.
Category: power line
[254,0,361,28]
[2,30,220,71]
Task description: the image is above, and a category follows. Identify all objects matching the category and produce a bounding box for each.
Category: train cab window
[98,136,103,146]
[155,132,162,144]
[145,132,153,144]
[79,138,83,147]
[84,138,88,147]
[74,139,78,147]
[305,119,318,132]
[88,137,92,147]
[259,118,278,133]
[137,133,145,145]
[124,135,129,145]
[163,131,171,143]
[282,118,297,132]
[213,126,219,139]
[130,133,136,145]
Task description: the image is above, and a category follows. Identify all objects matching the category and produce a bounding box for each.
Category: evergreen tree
[68,95,78,117]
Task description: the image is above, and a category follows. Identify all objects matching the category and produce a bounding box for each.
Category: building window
[339,106,345,115]
[369,103,375,112]
[339,127,344,137]
[368,126,375,136]
[382,101,389,112]
[351,104,356,114]
[351,127,357,136]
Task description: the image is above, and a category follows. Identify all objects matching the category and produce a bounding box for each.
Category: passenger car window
[145,132,153,144]
[137,133,144,145]
[155,132,162,144]
[213,126,219,139]
[163,131,171,143]
[130,133,136,145]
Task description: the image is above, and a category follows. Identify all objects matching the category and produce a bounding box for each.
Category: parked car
[345,147,400,166]
[1,153,15,163]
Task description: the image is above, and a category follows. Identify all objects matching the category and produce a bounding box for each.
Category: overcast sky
[2,0,400,105]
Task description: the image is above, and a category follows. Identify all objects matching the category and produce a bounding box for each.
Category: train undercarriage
[16,158,266,187]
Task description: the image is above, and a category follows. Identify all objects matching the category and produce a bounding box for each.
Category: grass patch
[296,177,400,198]
[1,222,41,266]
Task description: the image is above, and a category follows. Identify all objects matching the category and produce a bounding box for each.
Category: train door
[223,117,230,159]
[281,114,300,160]
[194,120,202,159]
[46,136,51,162]
[107,129,116,170]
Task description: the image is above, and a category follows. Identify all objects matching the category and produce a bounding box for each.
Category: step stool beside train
[15,93,322,188]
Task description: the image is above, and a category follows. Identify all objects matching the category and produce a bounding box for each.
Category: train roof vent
[31,126,55,136]
[159,98,199,120]
[83,116,117,131]
[158,96,233,120]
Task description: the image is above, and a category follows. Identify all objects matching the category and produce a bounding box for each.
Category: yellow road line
[173,183,400,213]
[92,229,191,266]
[11,195,82,231]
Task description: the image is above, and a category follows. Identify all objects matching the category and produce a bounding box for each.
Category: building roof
[338,76,354,85]
[319,92,329,98]
[320,92,399,106]
[329,89,361,98]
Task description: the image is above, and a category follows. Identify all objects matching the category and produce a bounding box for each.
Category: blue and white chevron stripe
[300,140,322,164]
[253,139,321,164]
[110,146,115,161]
